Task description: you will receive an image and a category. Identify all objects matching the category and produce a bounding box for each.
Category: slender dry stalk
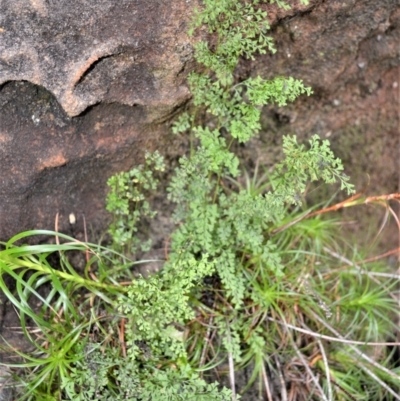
[359,246,400,264]
[266,317,400,346]
[225,321,236,401]
[323,246,398,301]
[287,332,328,401]
[188,332,199,355]
[386,202,400,232]
[343,270,400,279]
[192,317,218,329]
[344,349,400,401]
[228,351,236,401]
[315,338,332,401]
[271,191,400,235]
[119,317,126,358]
[309,192,400,217]
[372,203,390,244]
[261,363,273,401]
[310,310,400,399]
[54,213,60,242]
[274,355,287,401]
[199,315,214,370]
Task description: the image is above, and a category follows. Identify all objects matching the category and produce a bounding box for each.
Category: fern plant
[110,0,398,399]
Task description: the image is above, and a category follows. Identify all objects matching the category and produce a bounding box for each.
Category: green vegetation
[0,0,399,400]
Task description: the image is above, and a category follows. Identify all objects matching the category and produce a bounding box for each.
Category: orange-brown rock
[0,0,195,239]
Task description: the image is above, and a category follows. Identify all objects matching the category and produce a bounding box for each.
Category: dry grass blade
[387,202,400,233]
[323,246,399,301]
[54,212,60,246]
[345,349,400,401]
[286,331,328,401]
[310,192,400,217]
[270,211,311,235]
[343,270,400,279]
[199,315,214,371]
[372,203,391,245]
[310,310,400,399]
[315,337,332,401]
[261,363,273,401]
[360,246,400,264]
[225,320,236,401]
[274,355,287,401]
[271,191,400,235]
[228,350,236,401]
[266,317,400,346]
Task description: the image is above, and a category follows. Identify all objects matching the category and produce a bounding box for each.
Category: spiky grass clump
[0,231,127,400]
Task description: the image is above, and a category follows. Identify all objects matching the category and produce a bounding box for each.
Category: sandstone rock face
[251,0,399,246]
[0,0,192,117]
[254,0,399,195]
[0,0,399,241]
[0,0,194,239]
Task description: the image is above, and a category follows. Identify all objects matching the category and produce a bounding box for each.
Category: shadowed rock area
[0,0,399,242]
[0,0,194,239]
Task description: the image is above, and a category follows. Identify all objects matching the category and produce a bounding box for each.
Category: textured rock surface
[0,0,194,239]
[0,0,399,242]
[244,0,400,247]
[0,0,192,116]
[253,0,399,194]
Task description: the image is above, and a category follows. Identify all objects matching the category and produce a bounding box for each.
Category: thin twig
[286,330,328,401]
[371,203,390,246]
[323,246,398,301]
[387,203,400,234]
[309,192,400,218]
[337,270,400,279]
[261,363,273,401]
[360,246,400,264]
[54,212,60,246]
[119,318,126,358]
[193,316,218,329]
[271,191,400,235]
[225,320,236,401]
[274,355,287,401]
[266,317,400,346]
[199,315,214,370]
[315,337,332,401]
[364,193,400,202]
[228,352,236,400]
[270,211,311,235]
[343,349,400,401]
[310,310,400,385]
